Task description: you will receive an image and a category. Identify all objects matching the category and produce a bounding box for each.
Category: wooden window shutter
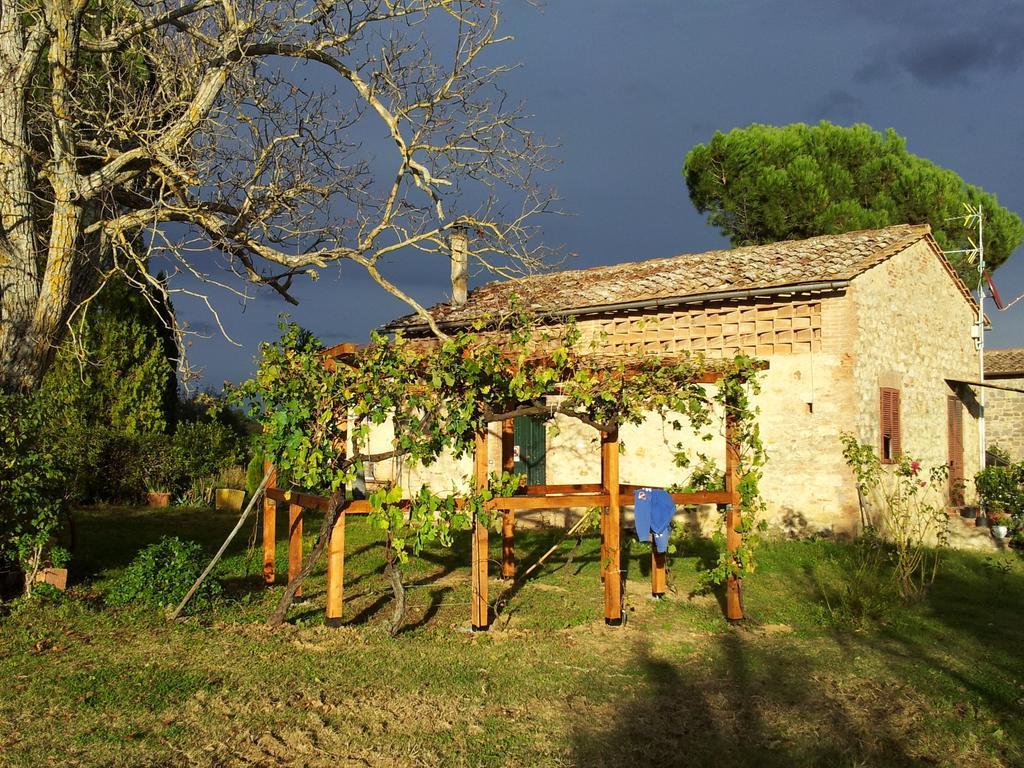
[880,387,901,462]
[947,396,964,506]
[890,389,901,458]
[880,389,891,458]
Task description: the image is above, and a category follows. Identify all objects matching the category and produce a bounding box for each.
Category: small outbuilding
[985,348,1024,461]
[377,224,983,537]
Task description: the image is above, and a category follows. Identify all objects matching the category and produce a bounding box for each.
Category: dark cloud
[853,52,896,85]
[619,78,670,104]
[810,89,864,121]
[852,4,1024,87]
[901,28,1024,86]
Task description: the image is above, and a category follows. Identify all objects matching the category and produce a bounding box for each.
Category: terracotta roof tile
[986,348,1024,376]
[389,224,933,331]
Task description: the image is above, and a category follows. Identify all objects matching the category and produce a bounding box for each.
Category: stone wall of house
[364,416,499,495]
[540,333,858,536]
[533,292,861,536]
[848,238,981,503]
[986,376,1024,460]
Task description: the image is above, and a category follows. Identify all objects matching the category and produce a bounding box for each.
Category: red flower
[910,460,921,475]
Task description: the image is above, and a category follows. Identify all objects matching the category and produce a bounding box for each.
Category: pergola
[260,346,762,629]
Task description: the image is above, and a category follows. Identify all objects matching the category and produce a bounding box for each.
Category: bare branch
[0,0,555,392]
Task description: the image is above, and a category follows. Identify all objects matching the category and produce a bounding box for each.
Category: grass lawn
[1,505,1022,767]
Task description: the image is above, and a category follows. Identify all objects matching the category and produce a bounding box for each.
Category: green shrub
[814,530,900,626]
[106,536,219,611]
[172,421,243,488]
[975,462,1024,546]
[84,431,174,503]
[975,462,1024,514]
[840,434,949,602]
[0,393,69,585]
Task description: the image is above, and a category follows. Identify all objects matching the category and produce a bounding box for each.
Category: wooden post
[288,502,303,598]
[501,418,516,579]
[651,546,667,598]
[262,462,277,585]
[601,428,622,625]
[471,429,490,630]
[325,505,346,625]
[326,413,348,625]
[599,430,608,585]
[725,415,745,622]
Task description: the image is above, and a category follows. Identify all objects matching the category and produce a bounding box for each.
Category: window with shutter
[947,396,964,506]
[880,387,901,462]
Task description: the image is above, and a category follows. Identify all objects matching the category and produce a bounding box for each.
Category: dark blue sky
[174,0,1024,389]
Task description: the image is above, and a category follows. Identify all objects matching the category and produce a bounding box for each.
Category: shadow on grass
[831,558,1024,763]
[671,532,727,615]
[571,544,1024,767]
[770,542,1024,765]
[570,634,918,768]
[71,505,270,582]
[492,528,596,622]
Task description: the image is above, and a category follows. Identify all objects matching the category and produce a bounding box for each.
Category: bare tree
[0,0,552,392]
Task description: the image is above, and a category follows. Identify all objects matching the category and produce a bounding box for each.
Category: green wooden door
[513,416,546,486]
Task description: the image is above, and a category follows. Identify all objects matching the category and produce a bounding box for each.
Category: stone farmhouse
[985,348,1024,461]
[373,224,983,537]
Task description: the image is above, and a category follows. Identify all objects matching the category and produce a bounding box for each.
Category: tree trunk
[385,554,406,636]
[0,0,91,394]
[0,6,43,393]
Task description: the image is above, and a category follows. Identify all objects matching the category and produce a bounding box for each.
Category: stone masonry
[985,348,1024,460]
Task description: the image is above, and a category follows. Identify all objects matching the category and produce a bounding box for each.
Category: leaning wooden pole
[171,468,274,620]
[601,428,622,625]
[501,419,516,579]
[724,414,745,622]
[262,462,277,585]
[471,429,490,631]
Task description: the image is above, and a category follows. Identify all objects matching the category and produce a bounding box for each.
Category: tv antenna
[944,203,986,475]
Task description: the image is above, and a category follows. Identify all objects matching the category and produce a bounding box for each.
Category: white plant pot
[992,525,1008,540]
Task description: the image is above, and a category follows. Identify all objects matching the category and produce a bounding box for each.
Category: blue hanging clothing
[633,488,652,546]
[633,487,675,553]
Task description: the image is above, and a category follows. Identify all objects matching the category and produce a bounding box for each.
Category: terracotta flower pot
[146,491,171,508]
[27,567,68,591]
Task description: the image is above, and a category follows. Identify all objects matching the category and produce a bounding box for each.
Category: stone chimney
[450,227,468,307]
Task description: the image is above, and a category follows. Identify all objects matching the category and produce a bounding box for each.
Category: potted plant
[145,485,171,508]
[975,462,1024,538]
[144,450,176,508]
[988,505,1010,540]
